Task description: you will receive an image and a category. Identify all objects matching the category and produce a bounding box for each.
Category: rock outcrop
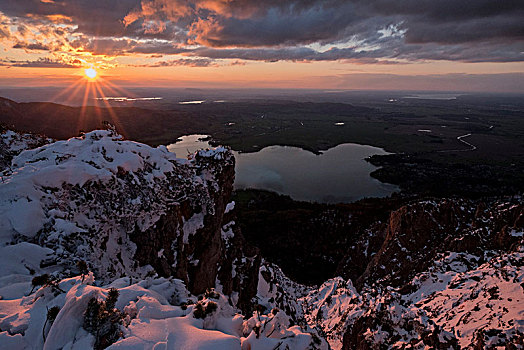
[298,198,524,349]
[0,128,327,350]
[0,128,259,302]
[355,199,524,289]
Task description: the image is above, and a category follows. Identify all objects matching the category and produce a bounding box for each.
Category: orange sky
[1,1,523,91]
[1,61,524,92]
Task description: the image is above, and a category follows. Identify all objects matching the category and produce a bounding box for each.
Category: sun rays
[47,67,134,138]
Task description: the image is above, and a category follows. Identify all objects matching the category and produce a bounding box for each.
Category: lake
[167,135,399,203]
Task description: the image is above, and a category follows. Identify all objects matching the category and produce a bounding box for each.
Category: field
[1,91,523,197]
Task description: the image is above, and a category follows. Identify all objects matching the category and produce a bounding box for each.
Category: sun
[84,68,97,80]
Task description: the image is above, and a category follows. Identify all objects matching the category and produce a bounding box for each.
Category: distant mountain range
[0,96,195,145]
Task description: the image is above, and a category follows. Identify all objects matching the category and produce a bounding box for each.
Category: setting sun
[84,68,97,79]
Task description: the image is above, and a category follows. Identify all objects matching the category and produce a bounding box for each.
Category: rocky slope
[300,199,524,349]
[0,127,243,292]
[250,197,523,349]
[348,199,523,289]
[299,245,523,349]
[0,128,326,349]
[0,128,522,349]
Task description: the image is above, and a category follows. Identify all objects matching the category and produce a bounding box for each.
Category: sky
[0,0,523,91]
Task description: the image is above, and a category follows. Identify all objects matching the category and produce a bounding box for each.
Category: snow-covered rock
[0,129,326,349]
[1,128,522,349]
[298,198,524,349]
[0,128,239,294]
[0,273,324,349]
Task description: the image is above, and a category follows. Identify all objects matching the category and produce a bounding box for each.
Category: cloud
[0,0,523,64]
[13,41,53,51]
[0,57,80,68]
[0,0,140,37]
[0,25,11,39]
[131,58,218,67]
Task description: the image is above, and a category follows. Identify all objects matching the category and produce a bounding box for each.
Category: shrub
[193,300,218,319]
[30,274,65,296]
[193,302,206,319]
[105,288,119,311]
[205,301,218,315]
[30,274,50,294]
[77,260,88,281]
[45,278,65,296]
[253,304,266,314]
[83,289,124,350]
[42,306,61,342]
[204,288,220,299]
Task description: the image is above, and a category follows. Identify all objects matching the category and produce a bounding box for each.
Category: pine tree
[77,260,88,282]
[105,288,118,311]
[43,306,60,342]
[83,290,124,350]
[83,298,102,334]
[29,274,49,294]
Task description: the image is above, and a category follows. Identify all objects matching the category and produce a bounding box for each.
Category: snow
[301,248,524,349]
[0,274,246,350]
[0,129,233,283]
[113,316,241,349]
[0,130,322,350]
[415,250,524,347]
[182,213,205,244]
[1,129,521,349]
[196,147,229,160]
[0,129,179,244]
[300,278,360,349]
[10,130,177,188]
[221,221,235,243]
[225,201,235,214]
[1,129,51,154]
[0,271,320,350]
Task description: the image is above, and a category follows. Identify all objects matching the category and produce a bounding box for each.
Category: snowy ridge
[0,129,326,349]
[407,249,524,348]
[1,129,52,154]
[0,129,51,171]
[0,273,323,350]
[1,129,177,241]
[0,129,229,283]
[299,243,524,349]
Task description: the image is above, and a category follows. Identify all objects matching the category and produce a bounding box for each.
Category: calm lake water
[167,135,398,203]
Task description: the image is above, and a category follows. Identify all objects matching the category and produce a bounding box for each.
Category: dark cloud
[127,42,190,55]
[403,16,524,45]
[131,58,218,67]
[188,2,362,47]
[0,57,79,68]
[69,37,140,55]
[13,41,53,50]
[362,0,524,22]
[1,0,523,63]
[186,41,523,63]
[68,37,191,56]
[0,0,140,37]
